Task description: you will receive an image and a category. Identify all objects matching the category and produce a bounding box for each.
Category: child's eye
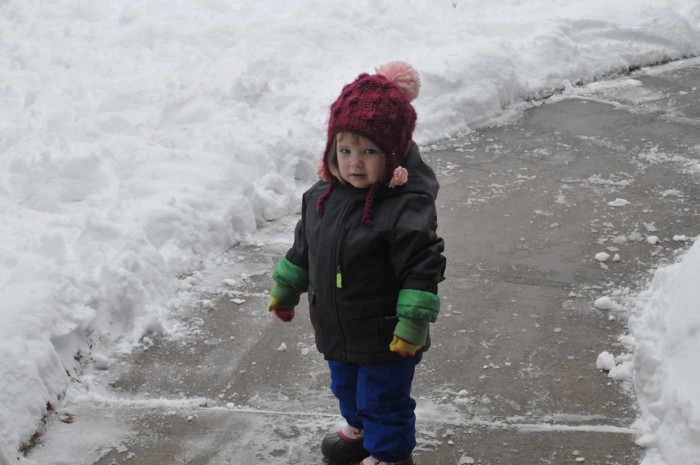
[364,148,379,155]
[338,148,351,154]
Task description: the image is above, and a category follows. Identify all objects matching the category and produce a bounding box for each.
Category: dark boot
[321,424,369,464]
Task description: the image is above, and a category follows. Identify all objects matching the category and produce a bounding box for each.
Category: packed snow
[595,238,700,465]
[1,1,699,464]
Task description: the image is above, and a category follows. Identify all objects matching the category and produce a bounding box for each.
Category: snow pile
[596,237,700,465]
[628,240,700,465]
[1,0,700,462]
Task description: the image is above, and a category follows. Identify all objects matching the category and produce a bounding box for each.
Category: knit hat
[317,61,420,225]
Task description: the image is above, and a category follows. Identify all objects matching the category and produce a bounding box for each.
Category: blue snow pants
[328,353,422,463]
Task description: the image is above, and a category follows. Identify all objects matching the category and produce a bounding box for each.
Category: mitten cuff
[270,282,301,307]
[396,288,440,322]
[271,257,309,306]
[273,257,309,291]
[394,317,429,346]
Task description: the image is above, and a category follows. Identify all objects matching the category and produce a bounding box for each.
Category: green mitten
[391,317,428,357]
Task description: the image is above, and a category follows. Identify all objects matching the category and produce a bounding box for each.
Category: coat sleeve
[271,191,311,305]
[390,193,446,323]
[285,190,310,271]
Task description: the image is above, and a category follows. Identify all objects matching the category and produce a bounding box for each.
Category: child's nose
[349,153,363,166]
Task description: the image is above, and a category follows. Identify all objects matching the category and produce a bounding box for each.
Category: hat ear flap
[317,158,331,182]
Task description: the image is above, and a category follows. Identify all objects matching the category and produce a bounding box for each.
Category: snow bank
[629,240,700,465]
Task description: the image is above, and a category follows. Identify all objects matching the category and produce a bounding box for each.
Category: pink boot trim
[360,455,414,465]
[338,423,364,442]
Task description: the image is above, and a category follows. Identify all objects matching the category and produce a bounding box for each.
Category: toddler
[268,61,446,465]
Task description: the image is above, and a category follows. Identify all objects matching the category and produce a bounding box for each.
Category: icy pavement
[25,63,700,465]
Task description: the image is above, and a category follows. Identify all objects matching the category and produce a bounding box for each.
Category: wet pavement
[26,59,700,465]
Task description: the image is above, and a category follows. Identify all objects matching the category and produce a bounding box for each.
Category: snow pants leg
[328,354,422,462]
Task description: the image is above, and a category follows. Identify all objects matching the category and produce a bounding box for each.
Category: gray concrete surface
[26,60,700,465]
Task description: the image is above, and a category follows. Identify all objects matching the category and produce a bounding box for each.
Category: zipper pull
[336,267,342,288]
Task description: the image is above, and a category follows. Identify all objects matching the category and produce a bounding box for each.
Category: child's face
[336,133,386,189]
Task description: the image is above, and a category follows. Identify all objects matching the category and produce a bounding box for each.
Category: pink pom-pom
[376,61,420,102]
[388,166,408,188]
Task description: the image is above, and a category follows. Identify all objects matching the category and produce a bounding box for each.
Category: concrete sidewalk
[27,61,700,465]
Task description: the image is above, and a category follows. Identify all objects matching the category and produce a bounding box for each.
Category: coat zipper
[333,214,350,291]
[332,192,357,290]
[330,190,360,357]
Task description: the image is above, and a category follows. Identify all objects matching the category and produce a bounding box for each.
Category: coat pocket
[341,298,395,319]
[340,298,397,351]
[307,290,323,347]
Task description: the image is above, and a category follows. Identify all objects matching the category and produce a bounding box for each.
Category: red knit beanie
[316,61,420,224]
